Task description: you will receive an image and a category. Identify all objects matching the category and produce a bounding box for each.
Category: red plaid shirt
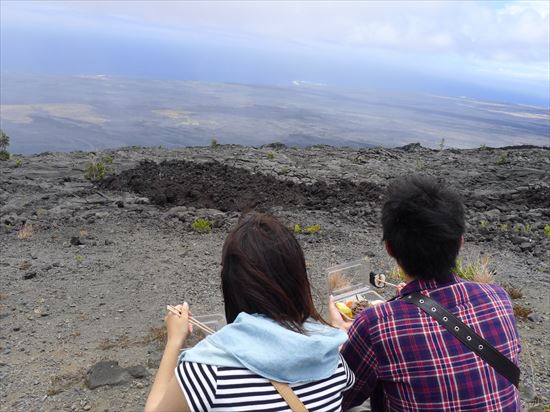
[341,275,521,411]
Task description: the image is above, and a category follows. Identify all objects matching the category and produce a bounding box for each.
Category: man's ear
[384,240,395,258]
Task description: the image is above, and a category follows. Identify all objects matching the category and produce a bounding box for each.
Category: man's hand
[165,302,192,348]
[396,282,407,295]
[328,295,353,332]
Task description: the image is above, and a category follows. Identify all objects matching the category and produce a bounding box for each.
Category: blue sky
[1,0,549,106]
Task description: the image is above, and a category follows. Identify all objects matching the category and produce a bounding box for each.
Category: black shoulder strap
[403,292,520,387]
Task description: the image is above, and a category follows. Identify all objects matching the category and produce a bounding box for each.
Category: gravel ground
[1,144,548,411]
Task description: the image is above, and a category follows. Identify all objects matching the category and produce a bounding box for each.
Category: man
[330,175,521,411]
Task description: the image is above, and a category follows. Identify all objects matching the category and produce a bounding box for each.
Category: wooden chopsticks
[166,305,216,335]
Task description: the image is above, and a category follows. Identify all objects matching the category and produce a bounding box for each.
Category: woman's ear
[384,240,395,258]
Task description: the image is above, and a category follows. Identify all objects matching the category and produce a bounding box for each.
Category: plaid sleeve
[341,315,379,410]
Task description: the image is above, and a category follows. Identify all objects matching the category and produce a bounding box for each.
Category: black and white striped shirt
[175,355,354,412]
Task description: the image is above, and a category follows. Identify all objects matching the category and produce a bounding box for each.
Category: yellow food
[335,302,353,318]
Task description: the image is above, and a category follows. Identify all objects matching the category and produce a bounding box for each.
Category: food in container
[327,257,385,320]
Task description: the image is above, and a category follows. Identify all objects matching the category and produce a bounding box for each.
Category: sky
[1,0,549,106]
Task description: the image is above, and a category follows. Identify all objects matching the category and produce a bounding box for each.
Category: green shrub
[479,220,489,228]
[544,225,550,237]
[102,154,113,164]
[0,151,10,161]
[479,144,488,151]
[496,152,509,165]
[14,158,22,168]
[266,151,274,160]
[453,256,494,283]
[304,224,321,234]
[84,159,106,181]
[0,129,9,152]
[293,224,302,234]
[191,218,212,233]
[210,138,219,148]
[74,255,84,264]
[499,223,508,232]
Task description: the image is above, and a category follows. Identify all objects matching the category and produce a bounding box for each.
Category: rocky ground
[1,143,549,411]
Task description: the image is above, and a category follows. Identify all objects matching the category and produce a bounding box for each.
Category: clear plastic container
[193,313,226,333]
[184,313,226,349]
[327,257,385,319]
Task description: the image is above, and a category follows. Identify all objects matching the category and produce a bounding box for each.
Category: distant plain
[1,74,548,154]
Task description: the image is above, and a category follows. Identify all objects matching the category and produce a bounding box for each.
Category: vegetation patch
[191,218,212,233]
[17,224,34,240]
[304,224,321,234]
[84,158,107,181]
[0,129,10,161]
[47,368,85,396]
[453,256,495,284]
[503,284,523,300]
[513,304,532,320]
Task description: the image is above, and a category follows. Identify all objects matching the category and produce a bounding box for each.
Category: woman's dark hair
[221,212,324,332]
[382,175,465,282]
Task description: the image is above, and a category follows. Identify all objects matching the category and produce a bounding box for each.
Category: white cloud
[2,1,548,69]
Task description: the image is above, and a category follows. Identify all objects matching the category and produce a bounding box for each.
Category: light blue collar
[179,313,347,383]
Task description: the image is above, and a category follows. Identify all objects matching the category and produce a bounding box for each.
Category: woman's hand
[328,295,353,332]
[165,302,192,348]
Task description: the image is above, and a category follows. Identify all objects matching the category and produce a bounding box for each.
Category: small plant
[293,224,302,234]
[98,334,130,350]
[438,138,445,151]
[143,325,167,346]
[74,255,84,264]
[17,223,33,240]
[499,223,508,232]
[513,224,522,233]
[503,284,523,300]
[524,223,533,234]
[304,224,321,234]
[453,256,495,283]
[102,154,113,164]
[389,266,406,281]
[266,151,274,160]
[479,220,489,228]
[479,144,488,151]
[210,138,219,148]
[513,304,532,320]
[496,152,509,165]
[84,158,107,181]
[544,225,550,237]
[14,158,22,167]
[79,228,88,237]
[0,129,10,161]
[191,218,212,233]
[329,271,351,292]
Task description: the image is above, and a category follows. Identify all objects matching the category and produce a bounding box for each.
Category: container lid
[327,256,372,301]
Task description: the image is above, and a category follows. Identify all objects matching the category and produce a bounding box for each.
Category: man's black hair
[382,175,465,282]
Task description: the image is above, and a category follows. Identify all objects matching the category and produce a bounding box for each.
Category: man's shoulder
[355,280,513,327]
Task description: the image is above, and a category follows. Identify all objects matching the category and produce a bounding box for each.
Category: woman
[145,213,354,412]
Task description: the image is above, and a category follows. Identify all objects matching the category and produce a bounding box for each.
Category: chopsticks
[166,305,216,335]
[380,279,400,288]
